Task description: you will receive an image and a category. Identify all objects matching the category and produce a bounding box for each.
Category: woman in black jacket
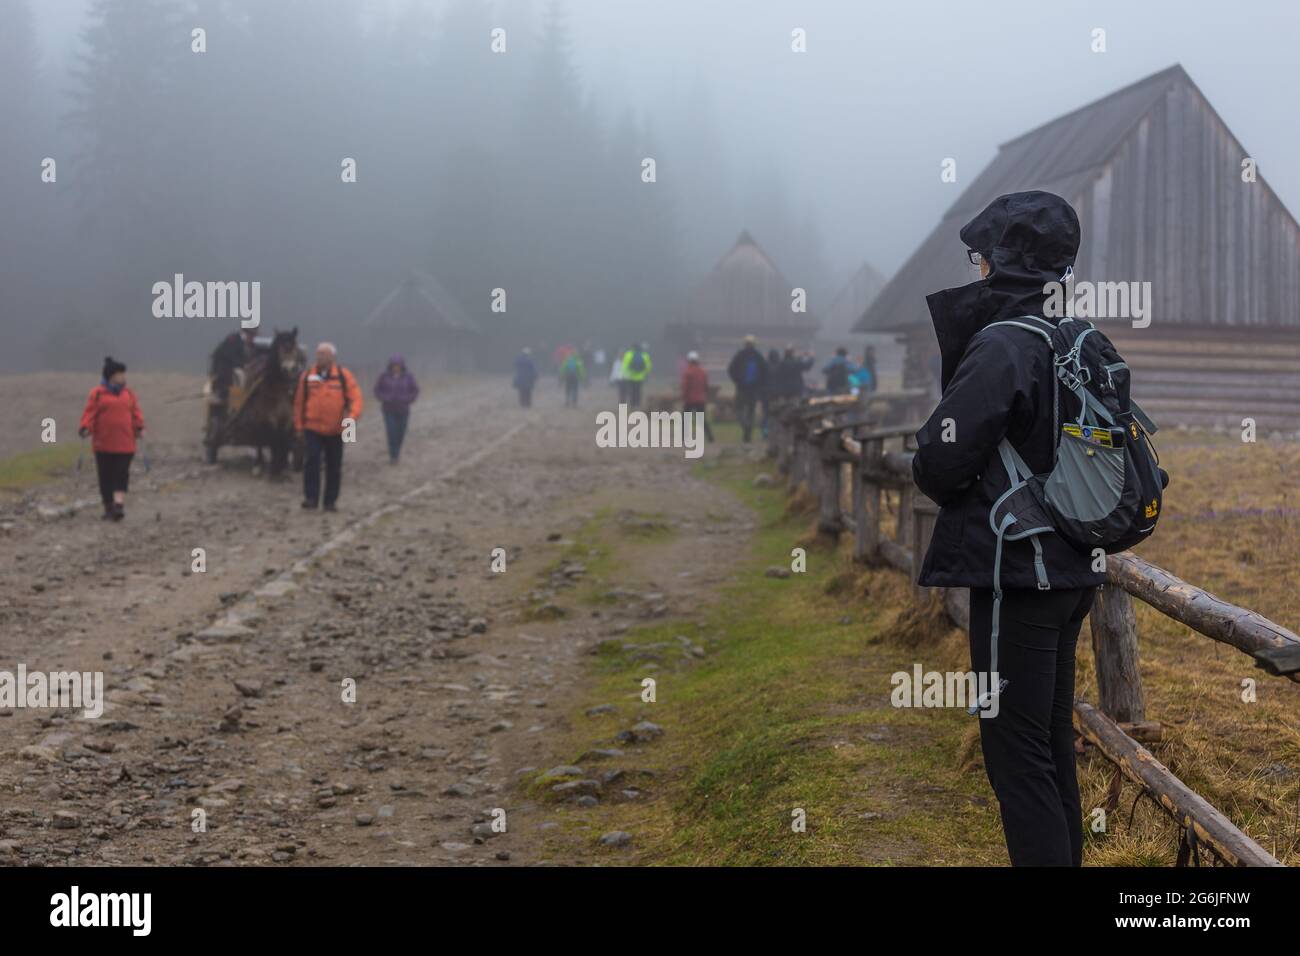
[911,191,1103,867]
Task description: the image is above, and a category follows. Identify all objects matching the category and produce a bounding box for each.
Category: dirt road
[0,376,751,866]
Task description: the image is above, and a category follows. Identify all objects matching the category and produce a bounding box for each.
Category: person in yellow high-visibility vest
[620,342,652,408]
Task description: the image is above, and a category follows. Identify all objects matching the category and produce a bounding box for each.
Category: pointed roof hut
[363,270,477,334]
[820,261,886,343]
[666,231,819,372]
[362,270,480,373]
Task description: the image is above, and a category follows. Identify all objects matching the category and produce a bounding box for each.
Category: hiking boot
[301,500,318,510]
[111,504,125,521]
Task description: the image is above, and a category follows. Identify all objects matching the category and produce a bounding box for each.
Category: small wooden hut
[666,230,820,376]
[361,270,481,375]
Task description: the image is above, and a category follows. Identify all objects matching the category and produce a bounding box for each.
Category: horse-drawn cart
[204,328,306,477]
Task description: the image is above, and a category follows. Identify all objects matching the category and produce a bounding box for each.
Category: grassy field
[525,422,1300,866]
[0,443,82,493]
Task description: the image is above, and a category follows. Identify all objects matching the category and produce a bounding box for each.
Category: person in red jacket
[680,351,714,443]
[294,342,363,512]
[78,357,145,521]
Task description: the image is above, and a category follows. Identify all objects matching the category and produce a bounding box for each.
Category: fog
[4,0,1299,373]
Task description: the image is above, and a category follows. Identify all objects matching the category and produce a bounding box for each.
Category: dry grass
[1068,431,1300,864]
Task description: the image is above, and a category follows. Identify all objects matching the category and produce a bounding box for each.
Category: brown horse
[206,328,305,477]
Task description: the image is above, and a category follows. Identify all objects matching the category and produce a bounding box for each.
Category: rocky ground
[0,376,753,866]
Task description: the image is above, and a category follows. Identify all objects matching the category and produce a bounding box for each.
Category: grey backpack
[969,315,1166,714]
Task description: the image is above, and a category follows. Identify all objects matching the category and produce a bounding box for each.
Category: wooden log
[1118,720,1163,743]
[1108,551,1300,683]
[1090,583,1147,723]
[880,451,915,478]
[1073,700,1283,867]
[854,424,926,443]
[879,538,912,575]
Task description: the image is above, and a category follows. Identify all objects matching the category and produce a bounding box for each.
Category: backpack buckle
[1056,364,1082,391]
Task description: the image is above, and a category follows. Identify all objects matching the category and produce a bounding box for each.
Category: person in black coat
[726,336,769,443]
[911,190,1105,868]
[773,345,813,400]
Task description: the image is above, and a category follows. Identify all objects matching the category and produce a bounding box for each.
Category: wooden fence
[767,391,1296,867]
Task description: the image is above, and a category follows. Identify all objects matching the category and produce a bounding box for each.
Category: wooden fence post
[1090,582,1146,723]
[896,483,914,552]
[854,437,882,563]
[911,495,938,596]
[788,422,805,492]
[817,432,842,536]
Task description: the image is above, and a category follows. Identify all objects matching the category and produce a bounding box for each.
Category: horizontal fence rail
[766,392,1290,867]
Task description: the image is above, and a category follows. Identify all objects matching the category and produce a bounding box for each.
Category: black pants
[517,385,533,407]
[969,585,1096,866]
[303,430,344,507]
[563,376,580,407]
[684,402,714,442]
[625,380,642,408]
[735,390,759,442]
[94,452,132,509]
[681,403,712,442]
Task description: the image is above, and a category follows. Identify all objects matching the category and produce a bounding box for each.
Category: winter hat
[102,356,126,379]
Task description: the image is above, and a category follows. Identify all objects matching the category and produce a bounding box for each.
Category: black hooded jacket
[911,190,1105,590]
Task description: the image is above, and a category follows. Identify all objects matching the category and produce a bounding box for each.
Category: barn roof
[363,270,477,333]
[820,261,887,341]
[856,64,1299,332]
[677,231,819,331]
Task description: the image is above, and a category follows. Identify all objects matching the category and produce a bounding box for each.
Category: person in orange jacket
[294,342,362,512]
[79,357,145,521]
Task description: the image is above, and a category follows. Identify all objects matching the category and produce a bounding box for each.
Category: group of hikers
[722,337,878,443]
[508,336,876,447]
[78,334,424,520]
[511,342,653,409]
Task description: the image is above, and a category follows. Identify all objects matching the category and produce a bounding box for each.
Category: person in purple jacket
[373,355,419,463]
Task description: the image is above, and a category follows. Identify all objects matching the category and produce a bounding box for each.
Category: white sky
[32,0,1300,284]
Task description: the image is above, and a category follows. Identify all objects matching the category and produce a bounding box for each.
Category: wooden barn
[361,270,481,375]
[818,261,904,389]
[665,230,820,377]
[856,64,1300,431]
[819,261,886,347]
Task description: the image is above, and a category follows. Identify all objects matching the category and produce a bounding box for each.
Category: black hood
[925,190,1080,390]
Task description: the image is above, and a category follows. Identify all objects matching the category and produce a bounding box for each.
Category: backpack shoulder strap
[983,317,1062,464]
[982,317,1055,344]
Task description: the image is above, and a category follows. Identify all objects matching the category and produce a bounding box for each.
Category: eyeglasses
[966,250,983,266]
